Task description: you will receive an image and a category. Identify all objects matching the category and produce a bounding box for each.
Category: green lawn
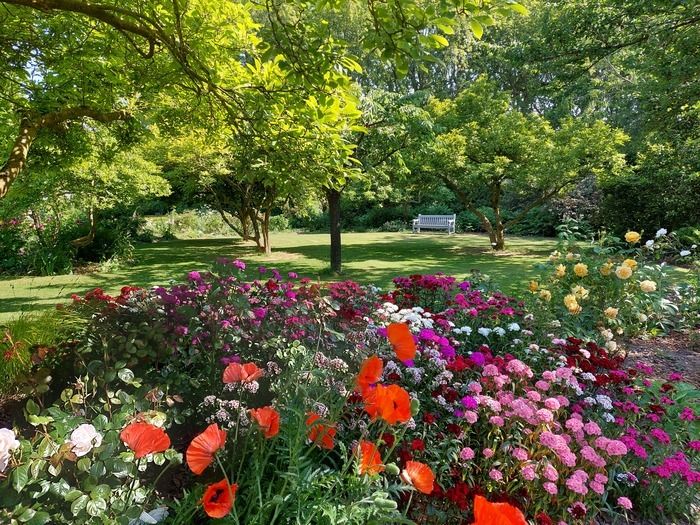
[0,231,560,321]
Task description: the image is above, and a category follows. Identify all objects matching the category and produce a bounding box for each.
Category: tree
[1,0,527,197]
[411,77,627,249]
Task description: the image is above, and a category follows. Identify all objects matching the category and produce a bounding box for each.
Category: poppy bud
[410,399,421,416]
[373,498,397,510]
[385,463,400,476]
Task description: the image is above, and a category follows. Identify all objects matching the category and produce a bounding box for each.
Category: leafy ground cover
[0,232,557,321]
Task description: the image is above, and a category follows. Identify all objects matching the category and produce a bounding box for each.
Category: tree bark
[327,187,342,274]
[490,181,505,251]
[262,208,271,256]
[0,107,130,198]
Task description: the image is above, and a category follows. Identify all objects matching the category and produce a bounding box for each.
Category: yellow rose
[600,262,614,276]
[604,307,619,319]
[548,250,560,262]
[573,263,589,278]
[639,280,657,293]
[565,252,577,262]
[539,289,552,302]
[529,280,539,292]
[555,264,567,278]
[622,258,638,270]
[564,294,581,314]
[615,265,632,280]
[625,231,641,244]
[572,285,589,300]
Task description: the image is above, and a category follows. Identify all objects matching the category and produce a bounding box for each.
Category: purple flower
[461,396,478,410]
[233,259,246,270]
[188,271,202,281]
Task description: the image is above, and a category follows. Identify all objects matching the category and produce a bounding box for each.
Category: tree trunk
[327,187,342,274]
[71,205,97,247]
[249,209,262,250]
[0,107,130,199]
[0,118,39,199]
[262,208,271,256]
[490,182,506,251]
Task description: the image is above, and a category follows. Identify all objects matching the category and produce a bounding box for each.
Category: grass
[0,231,557,321]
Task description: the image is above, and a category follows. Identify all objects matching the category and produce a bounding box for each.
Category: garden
[2,0,700,524]
[1,230,699,524]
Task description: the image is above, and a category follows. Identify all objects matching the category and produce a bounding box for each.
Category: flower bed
[0,259,698,524]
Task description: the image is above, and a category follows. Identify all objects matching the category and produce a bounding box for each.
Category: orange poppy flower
[202,479,238,518]
[363,384,412,425]
[250,406,280,438]
[472,494,527,525]
[306,412,336,450]
[186,423,227,475]
[357,356,383,392]
[356,440,384,475]
[400,460,435,494]
[120,421,171,458]
[223,362,263,384]
[387,323,416,361]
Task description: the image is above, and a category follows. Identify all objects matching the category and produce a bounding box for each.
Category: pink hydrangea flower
[489,469,503,481]
[483,448,494,458]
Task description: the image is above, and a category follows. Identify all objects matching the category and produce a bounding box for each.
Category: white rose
[67,424,102,457]
[0,428,20,473]
[645,240,654,248]
[680,250,691,257]
[655,228,667,238]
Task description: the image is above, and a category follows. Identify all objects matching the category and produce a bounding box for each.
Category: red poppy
[356,440,384,475]
[249,406,280,438]
[202,479,238,518]
[363,384,412,425]
[223,362,263,384]
[400,460,435,494]
[357,356,383,393]
[186,423,227,475]
[472,494,527,525]
[120,421,171,458]
[387,322,416,361]
[306,412,336,450]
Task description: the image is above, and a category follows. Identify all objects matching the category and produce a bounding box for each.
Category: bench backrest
[417,214,455,225]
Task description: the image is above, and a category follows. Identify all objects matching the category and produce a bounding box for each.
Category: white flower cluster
[452,326,472,336]
[376,303,434,330]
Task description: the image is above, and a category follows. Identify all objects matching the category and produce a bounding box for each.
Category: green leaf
[86,497,107,517]
[118,368,135,384]
[469,19,484,39]
[510,2,529,15]
[64,489,84,502]
[27,415,54,427]
[26,511,51,525]
[25,399,40,416]
[432,34,449,47]
[71,494,90,516]
[17,508,36,523]
[77,457,91,473]
[12,464,30,492]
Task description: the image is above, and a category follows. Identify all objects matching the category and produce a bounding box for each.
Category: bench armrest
[412,218,420,224]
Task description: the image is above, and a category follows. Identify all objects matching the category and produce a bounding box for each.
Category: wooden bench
[412,214,456,234]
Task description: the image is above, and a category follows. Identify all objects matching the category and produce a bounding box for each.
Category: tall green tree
[411,77,627,249]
